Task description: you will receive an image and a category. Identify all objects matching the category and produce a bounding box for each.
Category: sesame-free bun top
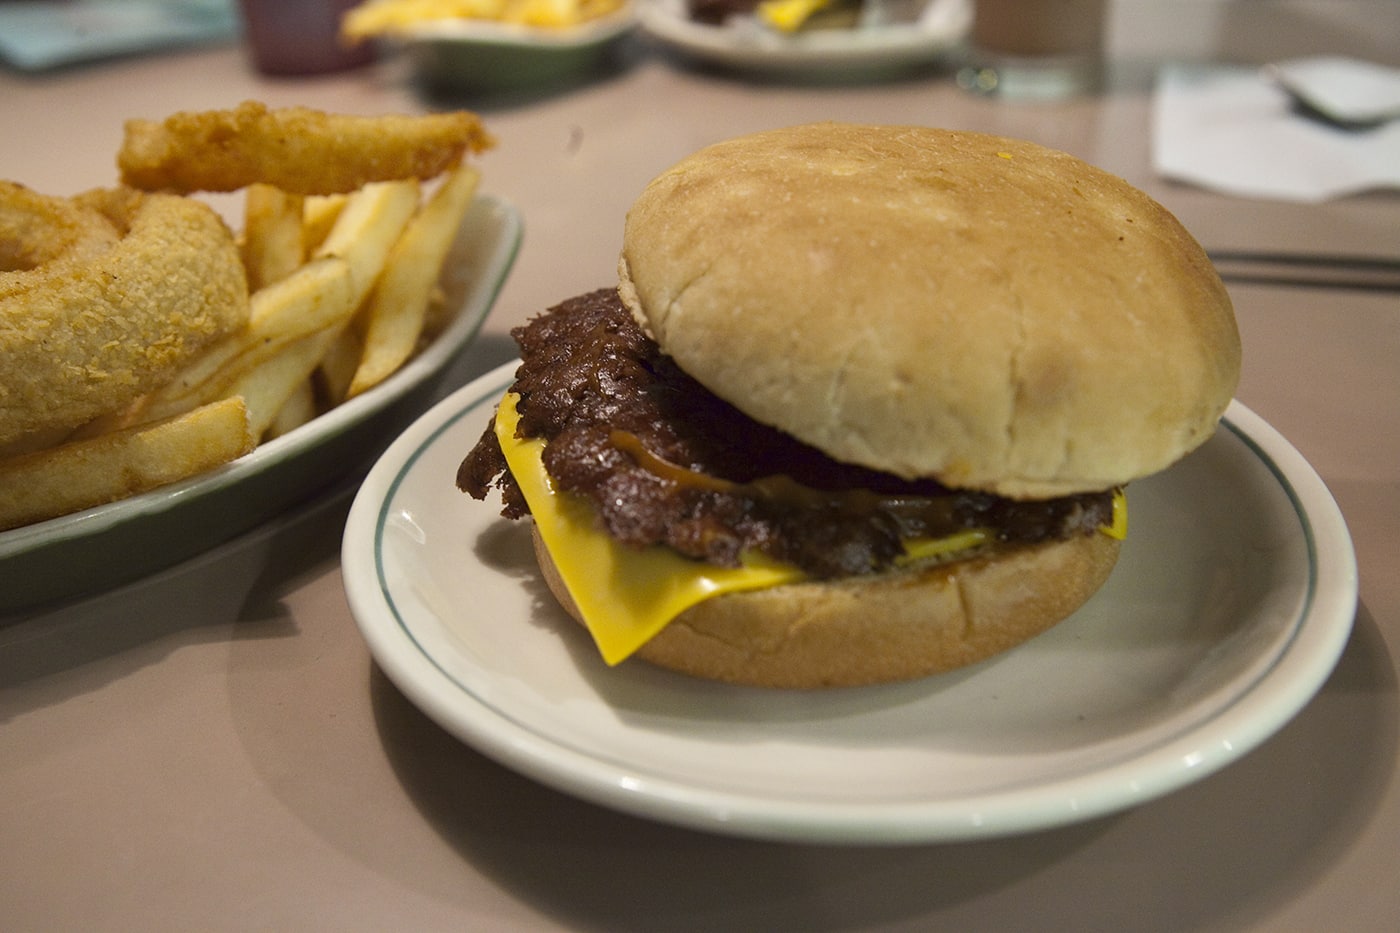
[618,123,1241,499]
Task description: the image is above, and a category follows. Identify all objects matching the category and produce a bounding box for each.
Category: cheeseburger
[458,123,1240,689]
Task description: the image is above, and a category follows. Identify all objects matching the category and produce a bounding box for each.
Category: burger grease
[459,123,1241,689]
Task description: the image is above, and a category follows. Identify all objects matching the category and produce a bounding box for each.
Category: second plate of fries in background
[340,0,637,91]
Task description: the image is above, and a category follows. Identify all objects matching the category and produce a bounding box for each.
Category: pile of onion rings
[1,181,247,451]
[1,101,492,531]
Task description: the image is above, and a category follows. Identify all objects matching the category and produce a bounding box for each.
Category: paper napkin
[1152,57,1400,202]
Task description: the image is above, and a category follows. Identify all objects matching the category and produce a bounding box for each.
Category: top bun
[618,123,1240,499]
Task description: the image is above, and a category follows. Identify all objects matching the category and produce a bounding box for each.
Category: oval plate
[0,196,521,616]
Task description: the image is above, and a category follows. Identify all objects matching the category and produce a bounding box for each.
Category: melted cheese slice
[494,392,1125,665]
[496,393,801,665]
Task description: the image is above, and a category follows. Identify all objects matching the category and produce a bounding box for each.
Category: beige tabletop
[3,3,1399,930]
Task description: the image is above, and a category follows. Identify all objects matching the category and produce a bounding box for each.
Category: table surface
[3,5,1398,930]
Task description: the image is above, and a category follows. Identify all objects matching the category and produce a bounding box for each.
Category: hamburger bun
[618,123,1240,499]
[534,526,1121,688]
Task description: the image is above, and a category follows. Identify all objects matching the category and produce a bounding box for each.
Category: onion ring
[117,100,494,196]
[0,182,248,449]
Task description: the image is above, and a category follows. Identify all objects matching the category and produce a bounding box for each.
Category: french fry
[266,378,319,440]
[313,179,421,307]
[225,327,345,438]
[316,327,365,407]
[0,397,255,531]
[420,283,453,339]
[242,183,305,291]
[342,0,627,35]
[347,162,480,398]
[303,193,348,253]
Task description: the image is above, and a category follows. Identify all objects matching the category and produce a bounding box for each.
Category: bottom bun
[532,527,1121,689]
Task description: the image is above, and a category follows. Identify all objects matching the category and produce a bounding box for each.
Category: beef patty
[458,288,1115,579]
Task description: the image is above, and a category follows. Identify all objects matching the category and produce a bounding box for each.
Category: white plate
[343,362,1357,844]
[395,7,637,90]
[0,196,521,616]
[637,0,971,78]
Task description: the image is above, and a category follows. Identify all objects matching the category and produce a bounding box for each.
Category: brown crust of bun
[618,123,1240,499]
[532,525,1121,689]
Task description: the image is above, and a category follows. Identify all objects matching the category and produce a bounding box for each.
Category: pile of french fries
[0,162,481,532]
[341,0,628,35]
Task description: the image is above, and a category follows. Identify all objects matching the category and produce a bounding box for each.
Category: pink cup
[237,0,375,76]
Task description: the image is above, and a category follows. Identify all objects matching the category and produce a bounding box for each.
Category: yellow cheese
[494,392,1126,665]
[1102,487,1128,539]
[495,393,802,664]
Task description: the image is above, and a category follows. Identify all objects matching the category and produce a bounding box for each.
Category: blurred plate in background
[396,7,637,91]
[637,0,970,80]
